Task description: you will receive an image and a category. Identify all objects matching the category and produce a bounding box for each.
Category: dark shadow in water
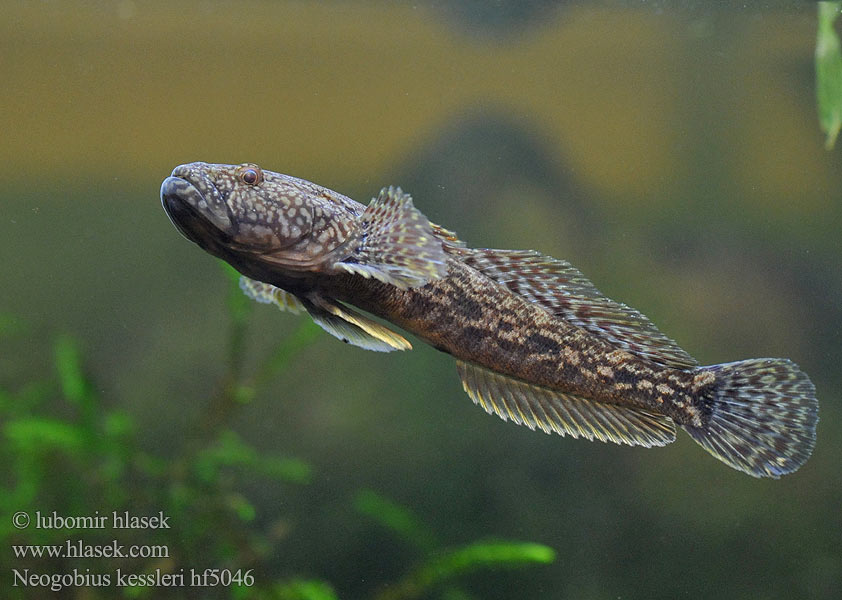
[394,109,602,258]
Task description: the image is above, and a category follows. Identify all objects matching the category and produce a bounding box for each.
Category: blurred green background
[2,1,841,598]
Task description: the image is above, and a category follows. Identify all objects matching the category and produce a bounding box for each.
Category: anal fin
[456,361,676,447]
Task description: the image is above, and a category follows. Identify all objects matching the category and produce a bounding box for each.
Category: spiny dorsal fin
[465,249,698,369]
[305,294,412,352]
[431,222,466,248]
[456,360,676,447]
[331,187,448,290]
[239,276,305,314]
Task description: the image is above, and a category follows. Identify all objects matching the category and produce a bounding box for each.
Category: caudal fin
[683,358,818,478]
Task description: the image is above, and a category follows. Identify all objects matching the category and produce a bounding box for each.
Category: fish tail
[682,359,818,478]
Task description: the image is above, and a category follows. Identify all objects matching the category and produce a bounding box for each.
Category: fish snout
[160,164,234,247]
[161,164,232,229]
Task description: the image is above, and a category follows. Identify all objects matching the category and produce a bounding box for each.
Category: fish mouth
[161,164,234,245]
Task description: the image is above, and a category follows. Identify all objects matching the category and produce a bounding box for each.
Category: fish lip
[160,164,235,239]
[160,176,203,240]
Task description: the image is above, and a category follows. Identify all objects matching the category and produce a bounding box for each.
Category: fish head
[163,161,369,281]
[161,162,322,256]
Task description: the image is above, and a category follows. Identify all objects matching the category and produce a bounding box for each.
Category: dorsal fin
[456,361,676,447]
[464,249,697,369]
[431,222,466,248]
[330,187,448,290]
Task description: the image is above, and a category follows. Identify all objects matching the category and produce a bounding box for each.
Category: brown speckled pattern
[161,162,818,478]
[329,257,707,427]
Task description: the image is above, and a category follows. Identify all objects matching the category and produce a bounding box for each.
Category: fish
[161,161,819,478]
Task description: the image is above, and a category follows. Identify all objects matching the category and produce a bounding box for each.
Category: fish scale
[161,162,819,478]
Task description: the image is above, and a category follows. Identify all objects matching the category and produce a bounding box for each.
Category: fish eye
[239,166,263,186]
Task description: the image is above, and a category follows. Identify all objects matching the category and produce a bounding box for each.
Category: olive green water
[1,1,841,598]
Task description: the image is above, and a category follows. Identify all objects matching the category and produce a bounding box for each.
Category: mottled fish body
[161,162,818,478]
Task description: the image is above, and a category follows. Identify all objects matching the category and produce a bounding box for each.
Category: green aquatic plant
[2,268,555,598]
[816,2,842,150]
[1,329,314,599]
[354,488,441,553]
[354,489,555,600]
[250,579,340,600]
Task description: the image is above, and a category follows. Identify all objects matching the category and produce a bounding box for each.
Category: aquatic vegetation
[354,489,555,600]
[252,491,555,600]
[1,324,313,598]
[1,269,554,599]
[816,2,842,149]
[271,579,339,600]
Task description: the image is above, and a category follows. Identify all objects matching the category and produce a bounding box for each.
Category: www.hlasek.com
[10,510,254,592]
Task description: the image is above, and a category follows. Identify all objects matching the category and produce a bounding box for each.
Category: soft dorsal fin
[331,187,448,290]
[456,360,676,447]
[240,276,305,314]
[464,249,697,369]
[304,294,412,352]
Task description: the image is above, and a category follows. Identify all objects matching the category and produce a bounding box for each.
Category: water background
[1,2,840,598]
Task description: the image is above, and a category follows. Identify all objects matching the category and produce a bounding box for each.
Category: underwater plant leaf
[97,411,135,490]
[103,410,134,438]
[258,456,312,484]
[195,430,312,484]
[227,273,254,323]
[219,261,254,396]
[121,582,148,599]
[816,2,842,149]
[379,541,555,600]
[273,579,339,600]
[194,430,258,482]
[226,493,257,522]
[417,541,555,578]
[3,417,86,453]
[53,335,102,452]
[54,335,96,415]
[219,259,243,284]
[210,430,257,464]
[354,489,439,551]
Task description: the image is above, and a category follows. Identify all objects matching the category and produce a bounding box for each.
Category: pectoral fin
[331,187,448,290]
